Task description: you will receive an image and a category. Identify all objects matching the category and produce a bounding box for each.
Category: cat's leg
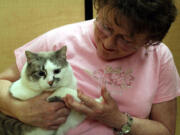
[47,87,78,102]
[25,128,55,135]
[47,88,86,135]
[55,110,85,135]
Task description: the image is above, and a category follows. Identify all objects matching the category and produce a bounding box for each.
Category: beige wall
[0,0,180,134]
[164,1,180,69]
[163,1,180,134]
[0,0,84,71]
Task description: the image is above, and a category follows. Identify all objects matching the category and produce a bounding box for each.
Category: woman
[0,0,179,135]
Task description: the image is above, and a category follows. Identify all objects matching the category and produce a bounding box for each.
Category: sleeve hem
[152,94,180,104]
[14,49,23,72]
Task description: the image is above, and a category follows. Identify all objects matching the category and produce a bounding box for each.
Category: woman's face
[94,7,148,61]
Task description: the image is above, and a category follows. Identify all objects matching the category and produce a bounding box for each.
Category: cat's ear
[55,46,67,59]
[25,51,38,63]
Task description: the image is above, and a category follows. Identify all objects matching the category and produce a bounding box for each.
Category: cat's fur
[0,46,85,135]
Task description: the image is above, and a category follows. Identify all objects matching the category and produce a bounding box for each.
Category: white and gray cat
[0,46,85,135]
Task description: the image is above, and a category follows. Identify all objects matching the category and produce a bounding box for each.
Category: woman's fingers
[65,95,94,115]
[47,117,67,130]
[56,107,70,117]
[63,88,122,128]
[18,92,70,129]
[77,90,102,110]
[101,87,115,105]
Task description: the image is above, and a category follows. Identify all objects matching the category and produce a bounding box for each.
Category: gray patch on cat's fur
[48,96,64,102]
[25,46,68,81]
[49,46,68,67]
[25,55,47,81]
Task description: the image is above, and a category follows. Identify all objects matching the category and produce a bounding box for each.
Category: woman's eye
[54,69,61,74]
[38,71,46,76]
[117,35,131,44]
[103,24,112,34]
[103,24,108,30]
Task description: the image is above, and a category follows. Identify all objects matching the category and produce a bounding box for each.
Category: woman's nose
[103,36,116,50]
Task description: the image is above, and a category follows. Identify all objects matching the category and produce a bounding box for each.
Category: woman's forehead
[98,5,149,41]
[98,6,133,37]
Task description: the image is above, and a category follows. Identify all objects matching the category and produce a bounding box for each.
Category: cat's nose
[48,81,54,86]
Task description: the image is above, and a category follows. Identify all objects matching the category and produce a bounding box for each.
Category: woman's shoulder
[154,43,174,63]
[46,19,95,36]
[43,19,95,43]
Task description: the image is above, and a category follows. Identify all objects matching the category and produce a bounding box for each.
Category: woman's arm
[0,64,70,129]
[149,98,176,134]
[0,64,20,116]
[130,98,176,135]
[65,87,176,135]
[0,64,20,81]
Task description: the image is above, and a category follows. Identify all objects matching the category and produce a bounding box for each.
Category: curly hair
[93,0,177,41]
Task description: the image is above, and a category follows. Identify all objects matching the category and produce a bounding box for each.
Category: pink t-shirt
[14,20,180,135]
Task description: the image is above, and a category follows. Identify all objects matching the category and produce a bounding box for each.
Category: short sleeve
[153,45,180,103]
[14,27,68,71]
[14,33,50,71]
[14,20,94,72]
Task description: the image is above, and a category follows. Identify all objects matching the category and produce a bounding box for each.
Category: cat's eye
[38,71,46,76]
[54,69,61,74]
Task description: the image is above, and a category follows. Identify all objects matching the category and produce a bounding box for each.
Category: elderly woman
[0,0,179,135]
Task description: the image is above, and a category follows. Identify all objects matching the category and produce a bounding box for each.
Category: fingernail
[101,87,106,94]
[67,96,73,103]
[78,90,83,96]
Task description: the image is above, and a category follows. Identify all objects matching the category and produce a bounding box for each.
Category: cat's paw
[47,96,64,102]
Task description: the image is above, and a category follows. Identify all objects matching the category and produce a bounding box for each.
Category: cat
[0,46,86,135]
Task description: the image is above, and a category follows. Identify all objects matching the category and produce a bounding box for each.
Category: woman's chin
[97,51,116,61]
[97,50,134,61]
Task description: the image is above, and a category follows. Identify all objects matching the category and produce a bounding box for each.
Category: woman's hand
[65,87,126,129]
[12,92,70,130]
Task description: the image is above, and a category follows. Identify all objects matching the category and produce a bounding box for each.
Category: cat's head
[23,46,68,91]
